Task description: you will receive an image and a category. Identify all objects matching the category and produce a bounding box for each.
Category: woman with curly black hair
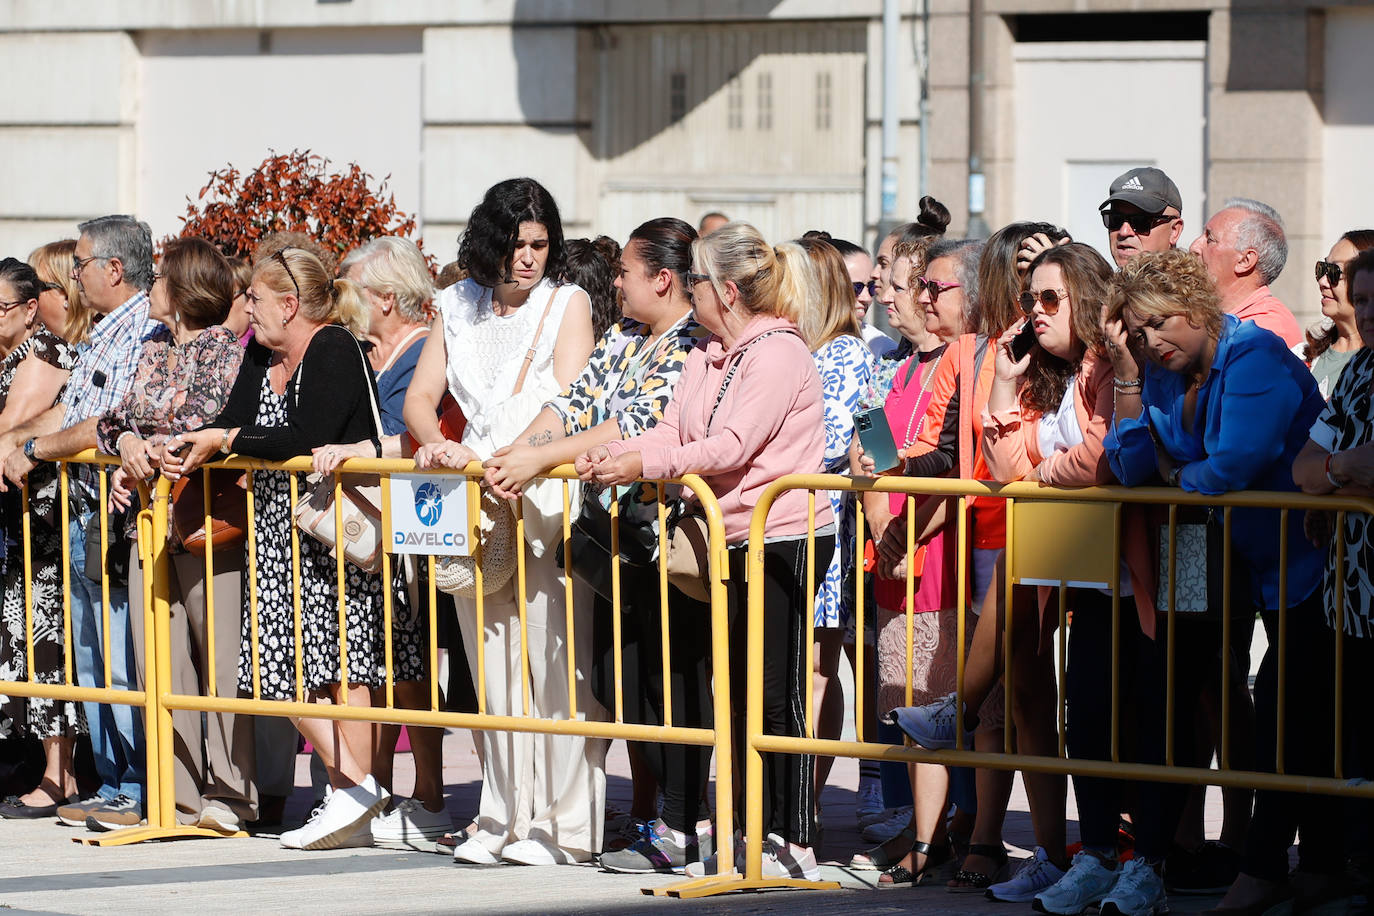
[404,177,597,866]
[560,236,622,341]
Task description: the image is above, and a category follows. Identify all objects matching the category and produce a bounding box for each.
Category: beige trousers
[131,547,257,821]
[455,556,607,857]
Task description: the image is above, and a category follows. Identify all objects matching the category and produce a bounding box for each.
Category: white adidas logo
[1121,176,1144,191]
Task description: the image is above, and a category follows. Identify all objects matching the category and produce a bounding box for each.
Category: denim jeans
[68,506,143,806]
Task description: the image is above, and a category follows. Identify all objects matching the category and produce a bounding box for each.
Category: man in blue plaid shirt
[1,215,159,832]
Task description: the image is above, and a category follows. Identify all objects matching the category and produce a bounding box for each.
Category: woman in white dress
[404,178,598,866]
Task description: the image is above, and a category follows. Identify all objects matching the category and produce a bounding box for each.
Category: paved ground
[0,730,1248,916]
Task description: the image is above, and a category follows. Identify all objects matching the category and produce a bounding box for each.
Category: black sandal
[877,840,951,889]
[947,843,1010,893]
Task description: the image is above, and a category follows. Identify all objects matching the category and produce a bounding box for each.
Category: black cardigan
[211,325,381,460]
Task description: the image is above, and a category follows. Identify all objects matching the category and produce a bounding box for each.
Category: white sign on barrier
[387,474,472,556]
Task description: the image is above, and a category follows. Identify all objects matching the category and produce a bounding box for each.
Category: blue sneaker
[1100,857,1168,916]
[888,692,973,750]
[1034,851,1120,914]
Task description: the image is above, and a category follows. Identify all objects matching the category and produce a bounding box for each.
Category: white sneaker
[453,829,505,865]
[860,806,914,843]
[1099,857,1168,916]
[501,837,586,866]
[760,833,820,881]
[854,781,884,823]
[988,846,1067,903]
[370,798,452,850]
[1034,851,1120,915]
[291,776,389,851]
[281,790,331,849]
[684,831,743,878]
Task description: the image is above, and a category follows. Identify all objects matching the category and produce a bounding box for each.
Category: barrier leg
[81,483,245,845]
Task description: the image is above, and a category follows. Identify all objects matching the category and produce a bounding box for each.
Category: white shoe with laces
[1033,850,1120,914]
[987,846,1067,903]
[1099,857,1168,916]
[760,833,820,881]
[289,776,388,851]
[370,797,452,850]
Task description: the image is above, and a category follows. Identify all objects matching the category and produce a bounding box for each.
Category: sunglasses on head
[1315,259,1344,285]
[273,248,302,300]
[853,280,876,297]
[1019,288,1068,315]
[1101,210,1175,234]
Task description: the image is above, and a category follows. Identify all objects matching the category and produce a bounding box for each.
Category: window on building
[816,71,833,130]
[728,73,743,130]
[669,71,687,124]
[757,72,773,130]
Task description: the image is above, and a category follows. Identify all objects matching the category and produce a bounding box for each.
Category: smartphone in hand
[853,407,899,474]
[1009,321,1038,362]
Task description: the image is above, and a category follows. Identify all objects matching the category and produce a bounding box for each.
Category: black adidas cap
[1099,167,1182,215]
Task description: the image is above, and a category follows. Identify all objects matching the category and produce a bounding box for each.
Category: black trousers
[1242,589,1371,881]
[590,568,714,833]
[1065,587,1243,859]
[726,534,835,847]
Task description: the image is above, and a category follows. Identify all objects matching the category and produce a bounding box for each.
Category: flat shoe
[0,795,65,819]
[453,835,502,865]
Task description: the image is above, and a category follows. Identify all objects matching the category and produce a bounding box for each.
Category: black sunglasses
[853,280,877,297]
[1315,259,1344,285]
[1101,210,1175,234]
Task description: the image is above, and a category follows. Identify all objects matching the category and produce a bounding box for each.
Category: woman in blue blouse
[1101,249,1326,916]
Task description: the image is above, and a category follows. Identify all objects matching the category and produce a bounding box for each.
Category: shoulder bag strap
[511,285,562,396]
[706,328,795,433]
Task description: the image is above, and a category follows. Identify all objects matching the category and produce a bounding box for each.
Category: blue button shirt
[1104,315,1325,609]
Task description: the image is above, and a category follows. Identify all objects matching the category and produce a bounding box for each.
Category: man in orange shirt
[1189,198,1303,347]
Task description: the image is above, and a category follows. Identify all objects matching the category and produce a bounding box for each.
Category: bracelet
[372,438,383,458]
[1112,377,1143,391]
[220,428,232,454]
[114,431,135,453]
[1167,466,1182,487]
[1326,452,1346,489]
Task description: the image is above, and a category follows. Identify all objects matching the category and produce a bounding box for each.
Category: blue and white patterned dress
[812,334,876,628]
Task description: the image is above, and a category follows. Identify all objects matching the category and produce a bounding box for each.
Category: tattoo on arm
[527,429,554,447]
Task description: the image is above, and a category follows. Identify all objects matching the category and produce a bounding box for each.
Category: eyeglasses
[1020,288,1069,315]
[42,282,65,293]
[0,299,30,312]
[151,270,163,285]
[853,280,877,297]
[685,271,711,286]
[1315,259,1344,286]
[1101,210,1176,234]
[273,248,301,300]
[71,253,108,275]
[914,276,962,301]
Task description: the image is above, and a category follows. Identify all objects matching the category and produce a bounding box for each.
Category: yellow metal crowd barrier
[675,472,1374,897]
[0,453,737,893]
[6,455,1374,899]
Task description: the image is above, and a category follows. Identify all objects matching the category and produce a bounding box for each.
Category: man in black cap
[1099,167,1184,268]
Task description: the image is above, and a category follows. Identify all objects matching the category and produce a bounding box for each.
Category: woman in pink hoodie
[581,221,833,880]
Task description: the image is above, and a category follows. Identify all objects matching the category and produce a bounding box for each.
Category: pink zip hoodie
[604,315,833,544]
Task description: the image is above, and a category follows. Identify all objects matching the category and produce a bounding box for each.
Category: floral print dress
[0,328,80,739]
[812,334,875,629]
[238,372,424,698]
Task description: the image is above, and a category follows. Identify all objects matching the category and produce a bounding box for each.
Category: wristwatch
[21,438,37,461]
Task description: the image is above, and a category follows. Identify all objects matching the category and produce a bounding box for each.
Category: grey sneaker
[55,795,107,828]
[600,819,714,874]
[84,794,144,832]
[988,846,1067,903]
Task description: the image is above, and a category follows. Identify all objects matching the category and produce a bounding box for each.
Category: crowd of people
[0,166,1369,916]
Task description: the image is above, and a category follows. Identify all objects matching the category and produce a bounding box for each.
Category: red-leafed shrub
[172,149,431,268]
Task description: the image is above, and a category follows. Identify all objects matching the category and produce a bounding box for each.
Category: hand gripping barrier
[679,472,1374,898]
[17,453,737,888]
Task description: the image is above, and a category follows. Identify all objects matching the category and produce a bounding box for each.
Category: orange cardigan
[979,350,1161,637]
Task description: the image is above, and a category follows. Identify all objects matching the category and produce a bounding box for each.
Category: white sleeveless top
[437,276,581,457]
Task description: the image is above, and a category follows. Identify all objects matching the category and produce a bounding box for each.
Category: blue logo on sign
[415,481,444,527]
